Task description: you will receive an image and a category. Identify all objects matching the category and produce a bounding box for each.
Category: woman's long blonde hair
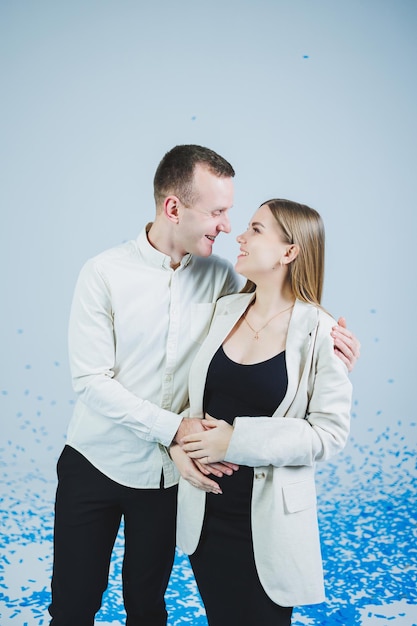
[241,199,325,306]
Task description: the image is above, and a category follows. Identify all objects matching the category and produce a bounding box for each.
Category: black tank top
[203,345,288,517]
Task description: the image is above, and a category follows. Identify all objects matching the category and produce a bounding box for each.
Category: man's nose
[219,213,231,234]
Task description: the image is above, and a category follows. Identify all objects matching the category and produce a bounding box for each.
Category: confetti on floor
[1,422,416,625]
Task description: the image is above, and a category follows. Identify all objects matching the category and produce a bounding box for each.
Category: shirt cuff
[149,407,183,447]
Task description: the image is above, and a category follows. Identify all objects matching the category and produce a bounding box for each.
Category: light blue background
[1,1,416,624]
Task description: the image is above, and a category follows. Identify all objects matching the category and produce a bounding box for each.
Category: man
[49,145,359,625]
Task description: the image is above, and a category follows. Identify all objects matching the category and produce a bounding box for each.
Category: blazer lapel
[276,300,319,416]
[189,295,320,420]
[189,294,255,415]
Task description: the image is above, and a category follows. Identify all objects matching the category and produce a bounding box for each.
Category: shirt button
[255,472,266,480]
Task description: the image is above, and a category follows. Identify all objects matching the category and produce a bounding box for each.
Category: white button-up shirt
[66,225,240,488]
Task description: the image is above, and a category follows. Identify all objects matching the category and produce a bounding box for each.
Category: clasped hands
[170,415,236,495]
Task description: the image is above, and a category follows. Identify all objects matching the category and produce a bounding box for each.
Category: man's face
[176,164,234,257]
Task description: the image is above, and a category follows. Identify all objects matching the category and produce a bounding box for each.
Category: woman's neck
[251,284,295,318]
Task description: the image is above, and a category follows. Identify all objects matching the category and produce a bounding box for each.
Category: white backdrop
[2,0,416,466]
[1,1,416,623]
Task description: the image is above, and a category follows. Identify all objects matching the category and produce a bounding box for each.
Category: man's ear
[163,196,180,224]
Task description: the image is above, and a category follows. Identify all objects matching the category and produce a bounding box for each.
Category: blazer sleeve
[224,316,352,467]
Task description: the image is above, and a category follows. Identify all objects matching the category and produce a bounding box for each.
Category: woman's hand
[169,444,222,494]
[181,414,234,464]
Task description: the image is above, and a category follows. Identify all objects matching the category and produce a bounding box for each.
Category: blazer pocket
[190,303,216,344]
[283,479,316,514]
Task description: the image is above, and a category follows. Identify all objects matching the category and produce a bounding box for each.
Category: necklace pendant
[254,332,259,340]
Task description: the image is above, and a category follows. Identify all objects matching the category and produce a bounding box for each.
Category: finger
[351,337,361,358]
[220,461,240,472]
[182,441,204,453]
[186,461,222,493]
[189,481,221,493]
[189,475,222,494]
[333,325,361,357]
[193,459,211,475]
[332,325,353,340]
[201,419,218,430]
[207,462,233,476]
[337,316,347,329]
[181,434,202,444]
[334,347,352,372]
[195,459,222,478]
[333,334,353,356]
[332,332,357,362]
[186,449,207,461]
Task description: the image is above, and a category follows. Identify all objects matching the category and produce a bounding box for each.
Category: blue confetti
[1,424,416,624]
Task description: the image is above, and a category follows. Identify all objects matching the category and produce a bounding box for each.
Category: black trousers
[48,446,177,626]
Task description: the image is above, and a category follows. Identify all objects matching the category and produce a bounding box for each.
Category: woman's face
[235,204,289,281]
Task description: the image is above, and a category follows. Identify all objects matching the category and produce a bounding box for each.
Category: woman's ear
[282,244,299,265]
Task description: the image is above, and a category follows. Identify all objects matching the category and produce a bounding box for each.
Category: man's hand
[331,317,361,373]
[169,444,222,494]
[174,417,205,444]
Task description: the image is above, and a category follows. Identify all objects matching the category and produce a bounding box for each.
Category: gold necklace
[243,303,294,340]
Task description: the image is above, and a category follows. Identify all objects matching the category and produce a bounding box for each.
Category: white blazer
[177,293,352,607]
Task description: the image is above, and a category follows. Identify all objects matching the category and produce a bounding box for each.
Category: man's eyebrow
[214,205,233,211]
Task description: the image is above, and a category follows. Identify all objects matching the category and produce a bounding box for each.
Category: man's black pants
[48,445,177,626]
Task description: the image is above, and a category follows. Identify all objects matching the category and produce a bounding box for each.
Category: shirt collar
[135,223,192,270]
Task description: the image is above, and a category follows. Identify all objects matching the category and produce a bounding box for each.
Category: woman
[171,199,352,625]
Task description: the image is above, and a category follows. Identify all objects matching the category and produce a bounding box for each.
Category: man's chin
[192,242,214,258]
